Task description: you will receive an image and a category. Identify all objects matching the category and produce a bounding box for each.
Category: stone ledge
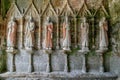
[0,72,117,80]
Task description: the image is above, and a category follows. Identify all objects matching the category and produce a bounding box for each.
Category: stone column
[96,50,107,73]
[81,53,87,73]
[78,50,88,73]
[74,16,77,48]
[28,53,33,72]
[62,50,71,72]
[26,49,33,72]
[20,16,24,48]
[91,17,95,48]
[10,53,15,72]
[64,53,68,72]
[44,50,52,72]
[56,16,60,49]
[46,54,51,72]
[99,53,104,73]
[38,16,42,49]
[6,49,17,72]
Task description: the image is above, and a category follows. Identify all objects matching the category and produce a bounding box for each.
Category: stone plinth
[0,72,117,80]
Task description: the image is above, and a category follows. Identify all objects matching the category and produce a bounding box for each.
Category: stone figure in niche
[43,17,53,50]
[99,17,108,50]
[7,17,17,50]
[25,16,35,49]
[62,16,71,50]
[80,17,89,51]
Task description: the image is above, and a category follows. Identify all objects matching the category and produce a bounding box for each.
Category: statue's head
[102,17,106,21]
[82,17,86,23]
[65,16,68,22]
[29,16,33,22]
[46,16,50,22]
[10,16,15,21]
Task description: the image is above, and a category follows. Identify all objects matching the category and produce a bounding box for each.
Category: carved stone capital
[6,48,17,54]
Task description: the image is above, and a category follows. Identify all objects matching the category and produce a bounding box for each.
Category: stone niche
[0,0,118,80]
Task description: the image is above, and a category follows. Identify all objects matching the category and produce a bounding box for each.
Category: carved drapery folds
[6,0,109,52]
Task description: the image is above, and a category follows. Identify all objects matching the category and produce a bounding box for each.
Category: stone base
[0,72,117,80]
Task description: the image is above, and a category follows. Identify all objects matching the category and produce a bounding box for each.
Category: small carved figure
[80,17,89,51]
[62,16,71,50]
[99,17,108,50]
[7,17,17,50]
[25,16,35,49]
[43,17,53,50]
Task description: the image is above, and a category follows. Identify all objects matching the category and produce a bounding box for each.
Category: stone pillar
[44,50,52,72]
[78,50,88,73]
[74,16,77,48]
[6,49,17,72]
[91,17,95,48]
[62,50,71,72]
[96,50,107,73]
[20,16,24,48]
[81,53,87,73]
[64,53,68,72]
[56,16,60,49]
[26,49,33,72]
[10,53,15,72]
[46,54,51,72]
[38,16,42,49]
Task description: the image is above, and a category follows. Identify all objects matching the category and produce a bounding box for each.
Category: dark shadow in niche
[103,53,110,72]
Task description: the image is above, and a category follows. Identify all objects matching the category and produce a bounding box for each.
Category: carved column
[6,50,17,72]
[74,16,77,48]
[91,17,95,48]
[81,52,87,73]
[46,53,51,72]
[78,50,88,73]
[64,53,68,72]
[99,53,104,73]
[56,15,60,49]
[96,50,107,73]
[38,16,42,49]
[20,16,24,48]
[10,54,15,72]
[27,49,33,72]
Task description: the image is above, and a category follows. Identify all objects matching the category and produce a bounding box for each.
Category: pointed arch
[24,2,39,17]
[41,1,57,16]
[60,0,74,16]
[77,2,91,17]
[6,2,21,18]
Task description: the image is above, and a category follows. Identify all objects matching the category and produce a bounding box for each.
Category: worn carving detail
[25,16,35,49]
[7,17,17,50]
[80,17,89,51]
[99,17,108,50]
[62,16,71,51]
[43,17,53,50]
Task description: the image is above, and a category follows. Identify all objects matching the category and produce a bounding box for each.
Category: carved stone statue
[62,16,71,50]
[99,17,108,50]
[25,16,35,49]
[43,17,53,50]
[80,17,89,51]
[7,17,17,50]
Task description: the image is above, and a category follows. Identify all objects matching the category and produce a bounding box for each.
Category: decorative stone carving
[25,16,35,50]
[99,17,108,50]
[62,16,71,51]
[7,17,17,50]
[43,17,53,50]
[80,17,89,51]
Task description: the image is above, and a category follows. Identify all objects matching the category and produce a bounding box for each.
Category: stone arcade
[0,0,118,80]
